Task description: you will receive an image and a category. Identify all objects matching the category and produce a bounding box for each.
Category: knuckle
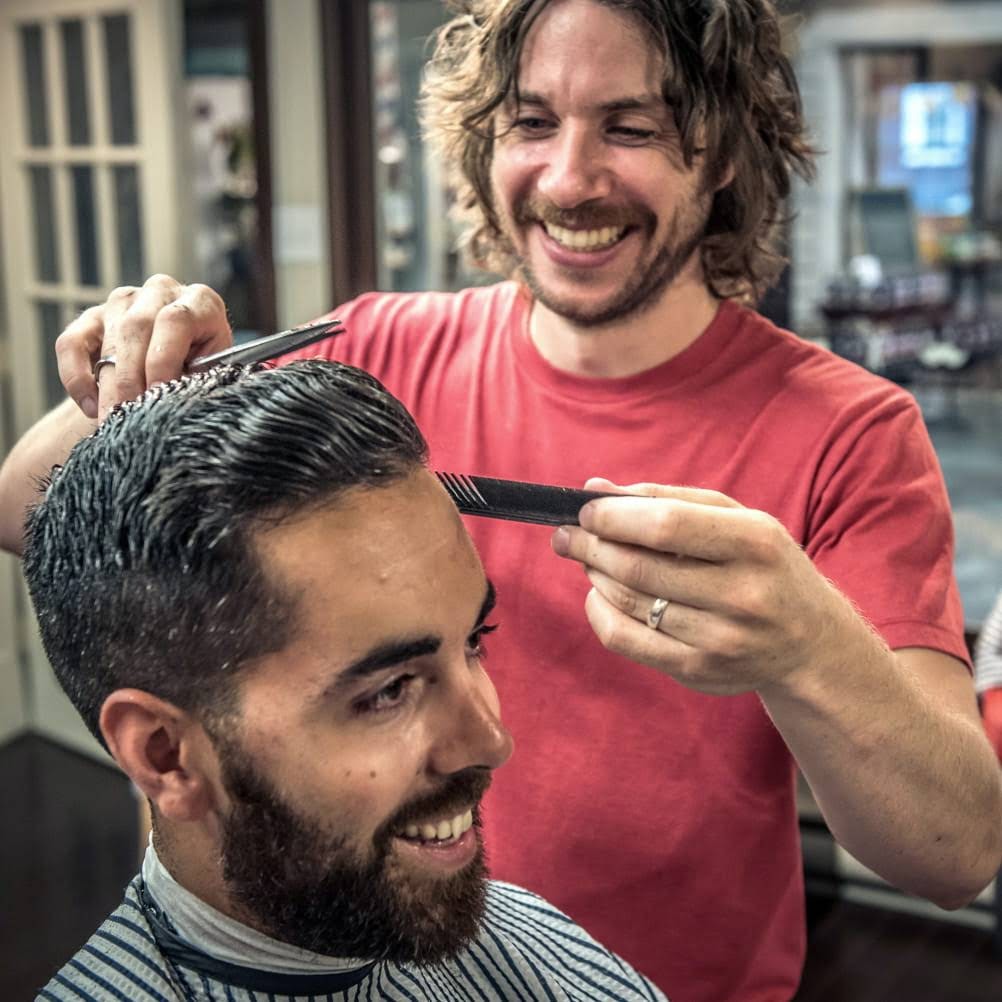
[649,504,679,548]
[76,304,101,323]
[620,549,654,592]
[185,282,222,309]
[54,329,80,357]
[747,510,784,555]
[617,586,642,617]
[734,577,771,622]
[63,373,94,397]
[709,623,747,660]
[108,285,138,302]
[145,273,179,289]
[594,615,627,652]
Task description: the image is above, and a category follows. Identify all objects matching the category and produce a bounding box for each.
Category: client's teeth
[420,823,438,840]
[405,824,420,838]
[436,819,453,840]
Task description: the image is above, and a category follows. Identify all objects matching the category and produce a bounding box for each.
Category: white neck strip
[141,842,369,974]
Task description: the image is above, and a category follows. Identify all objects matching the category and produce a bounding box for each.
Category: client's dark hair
[23,361,428,747]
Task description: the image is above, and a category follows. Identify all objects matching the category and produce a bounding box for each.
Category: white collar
[141,841,369,974]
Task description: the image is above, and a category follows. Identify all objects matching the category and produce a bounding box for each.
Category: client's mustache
[380,768,493,840]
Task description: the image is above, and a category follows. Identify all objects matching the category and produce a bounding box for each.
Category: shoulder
[335,281,522,348]
[464,881,667,1001]
[37,879,179,1001]
[725,301,922,428]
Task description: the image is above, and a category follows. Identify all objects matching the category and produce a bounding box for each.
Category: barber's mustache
[379,768,493,839]
[515,194,647,231]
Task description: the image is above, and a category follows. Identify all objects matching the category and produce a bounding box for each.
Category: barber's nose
[429,670,513,777]
[537,124,612,208]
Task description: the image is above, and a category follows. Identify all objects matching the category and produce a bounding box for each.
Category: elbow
[930,877,993,912]
[927,826,1002,911]
[931,880,989,912]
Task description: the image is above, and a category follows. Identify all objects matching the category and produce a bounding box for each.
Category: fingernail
[81,396,97,419]
[551,526,570,555]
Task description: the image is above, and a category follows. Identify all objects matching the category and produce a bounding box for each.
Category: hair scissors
[188,318,345,372]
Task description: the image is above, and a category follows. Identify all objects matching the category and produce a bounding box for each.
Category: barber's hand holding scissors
[551,478,855,696]
[56,274,230,420]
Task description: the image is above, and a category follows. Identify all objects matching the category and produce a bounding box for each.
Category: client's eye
[355,674,416,716]
[466,622,499,660]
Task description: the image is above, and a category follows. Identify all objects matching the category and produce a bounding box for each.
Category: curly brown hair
[420,0,816,302]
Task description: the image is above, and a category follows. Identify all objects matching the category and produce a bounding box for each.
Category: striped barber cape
[37,876,668,1001]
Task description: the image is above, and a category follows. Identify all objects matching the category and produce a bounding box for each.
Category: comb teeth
[435,473,614,526]
[436,472,488,509]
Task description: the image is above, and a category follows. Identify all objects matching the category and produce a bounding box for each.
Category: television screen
[877,82,977,218]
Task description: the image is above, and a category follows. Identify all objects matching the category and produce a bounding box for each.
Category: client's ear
[100,690,218,822]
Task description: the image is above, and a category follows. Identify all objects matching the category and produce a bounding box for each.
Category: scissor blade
[188,319,344,372]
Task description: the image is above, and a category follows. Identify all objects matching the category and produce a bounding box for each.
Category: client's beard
[217,743,491,964]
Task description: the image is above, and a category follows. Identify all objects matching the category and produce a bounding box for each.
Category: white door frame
[0,0,189,757]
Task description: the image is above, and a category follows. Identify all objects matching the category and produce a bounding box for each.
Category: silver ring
[93,355,117,380]
[646,596,670,630]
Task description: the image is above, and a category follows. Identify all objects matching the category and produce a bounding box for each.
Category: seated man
[24,360,664,1001]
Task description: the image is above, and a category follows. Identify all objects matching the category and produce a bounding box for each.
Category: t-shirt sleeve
[804,388,969,666]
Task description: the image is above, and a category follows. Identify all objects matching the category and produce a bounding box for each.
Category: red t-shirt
[285,282,966,1001]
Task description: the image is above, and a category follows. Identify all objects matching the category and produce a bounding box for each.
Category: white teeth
[544,223,624,251]
[404,809,474,842]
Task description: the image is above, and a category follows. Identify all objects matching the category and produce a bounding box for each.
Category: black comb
[436,473,614,526]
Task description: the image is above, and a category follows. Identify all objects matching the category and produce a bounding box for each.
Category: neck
[143,843,367,972]
[528,270,722,379]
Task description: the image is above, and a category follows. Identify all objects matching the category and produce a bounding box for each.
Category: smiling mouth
[397,808,474,845]
[541,221,628,252]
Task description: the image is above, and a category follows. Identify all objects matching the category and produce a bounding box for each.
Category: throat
[528,288,720,379]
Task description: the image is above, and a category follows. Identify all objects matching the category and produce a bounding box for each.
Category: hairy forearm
[761,608,1002,908]
[0,399,95,556]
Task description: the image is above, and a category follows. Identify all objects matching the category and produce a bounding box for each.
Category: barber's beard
[511,192,711,328]
[216,744,491,964]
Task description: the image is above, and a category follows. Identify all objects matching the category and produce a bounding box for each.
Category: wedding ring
[647,596,670,630]
[93,355,117,380]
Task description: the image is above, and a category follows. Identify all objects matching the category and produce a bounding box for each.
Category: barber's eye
[610,126,656,143]
[467,622,499,660]
[514,116,553,134]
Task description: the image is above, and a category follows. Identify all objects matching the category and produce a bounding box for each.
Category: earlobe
[100,690,218,822]
[716,161,735,193]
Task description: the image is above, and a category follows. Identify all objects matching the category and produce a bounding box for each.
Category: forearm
[0,398,96,556]
[762,607,1002,908]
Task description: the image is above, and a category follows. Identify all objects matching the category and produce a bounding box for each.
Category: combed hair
[22,361,428,747]
[420,0,816,302]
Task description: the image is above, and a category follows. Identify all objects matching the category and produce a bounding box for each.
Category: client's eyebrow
[327,579,497,695]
